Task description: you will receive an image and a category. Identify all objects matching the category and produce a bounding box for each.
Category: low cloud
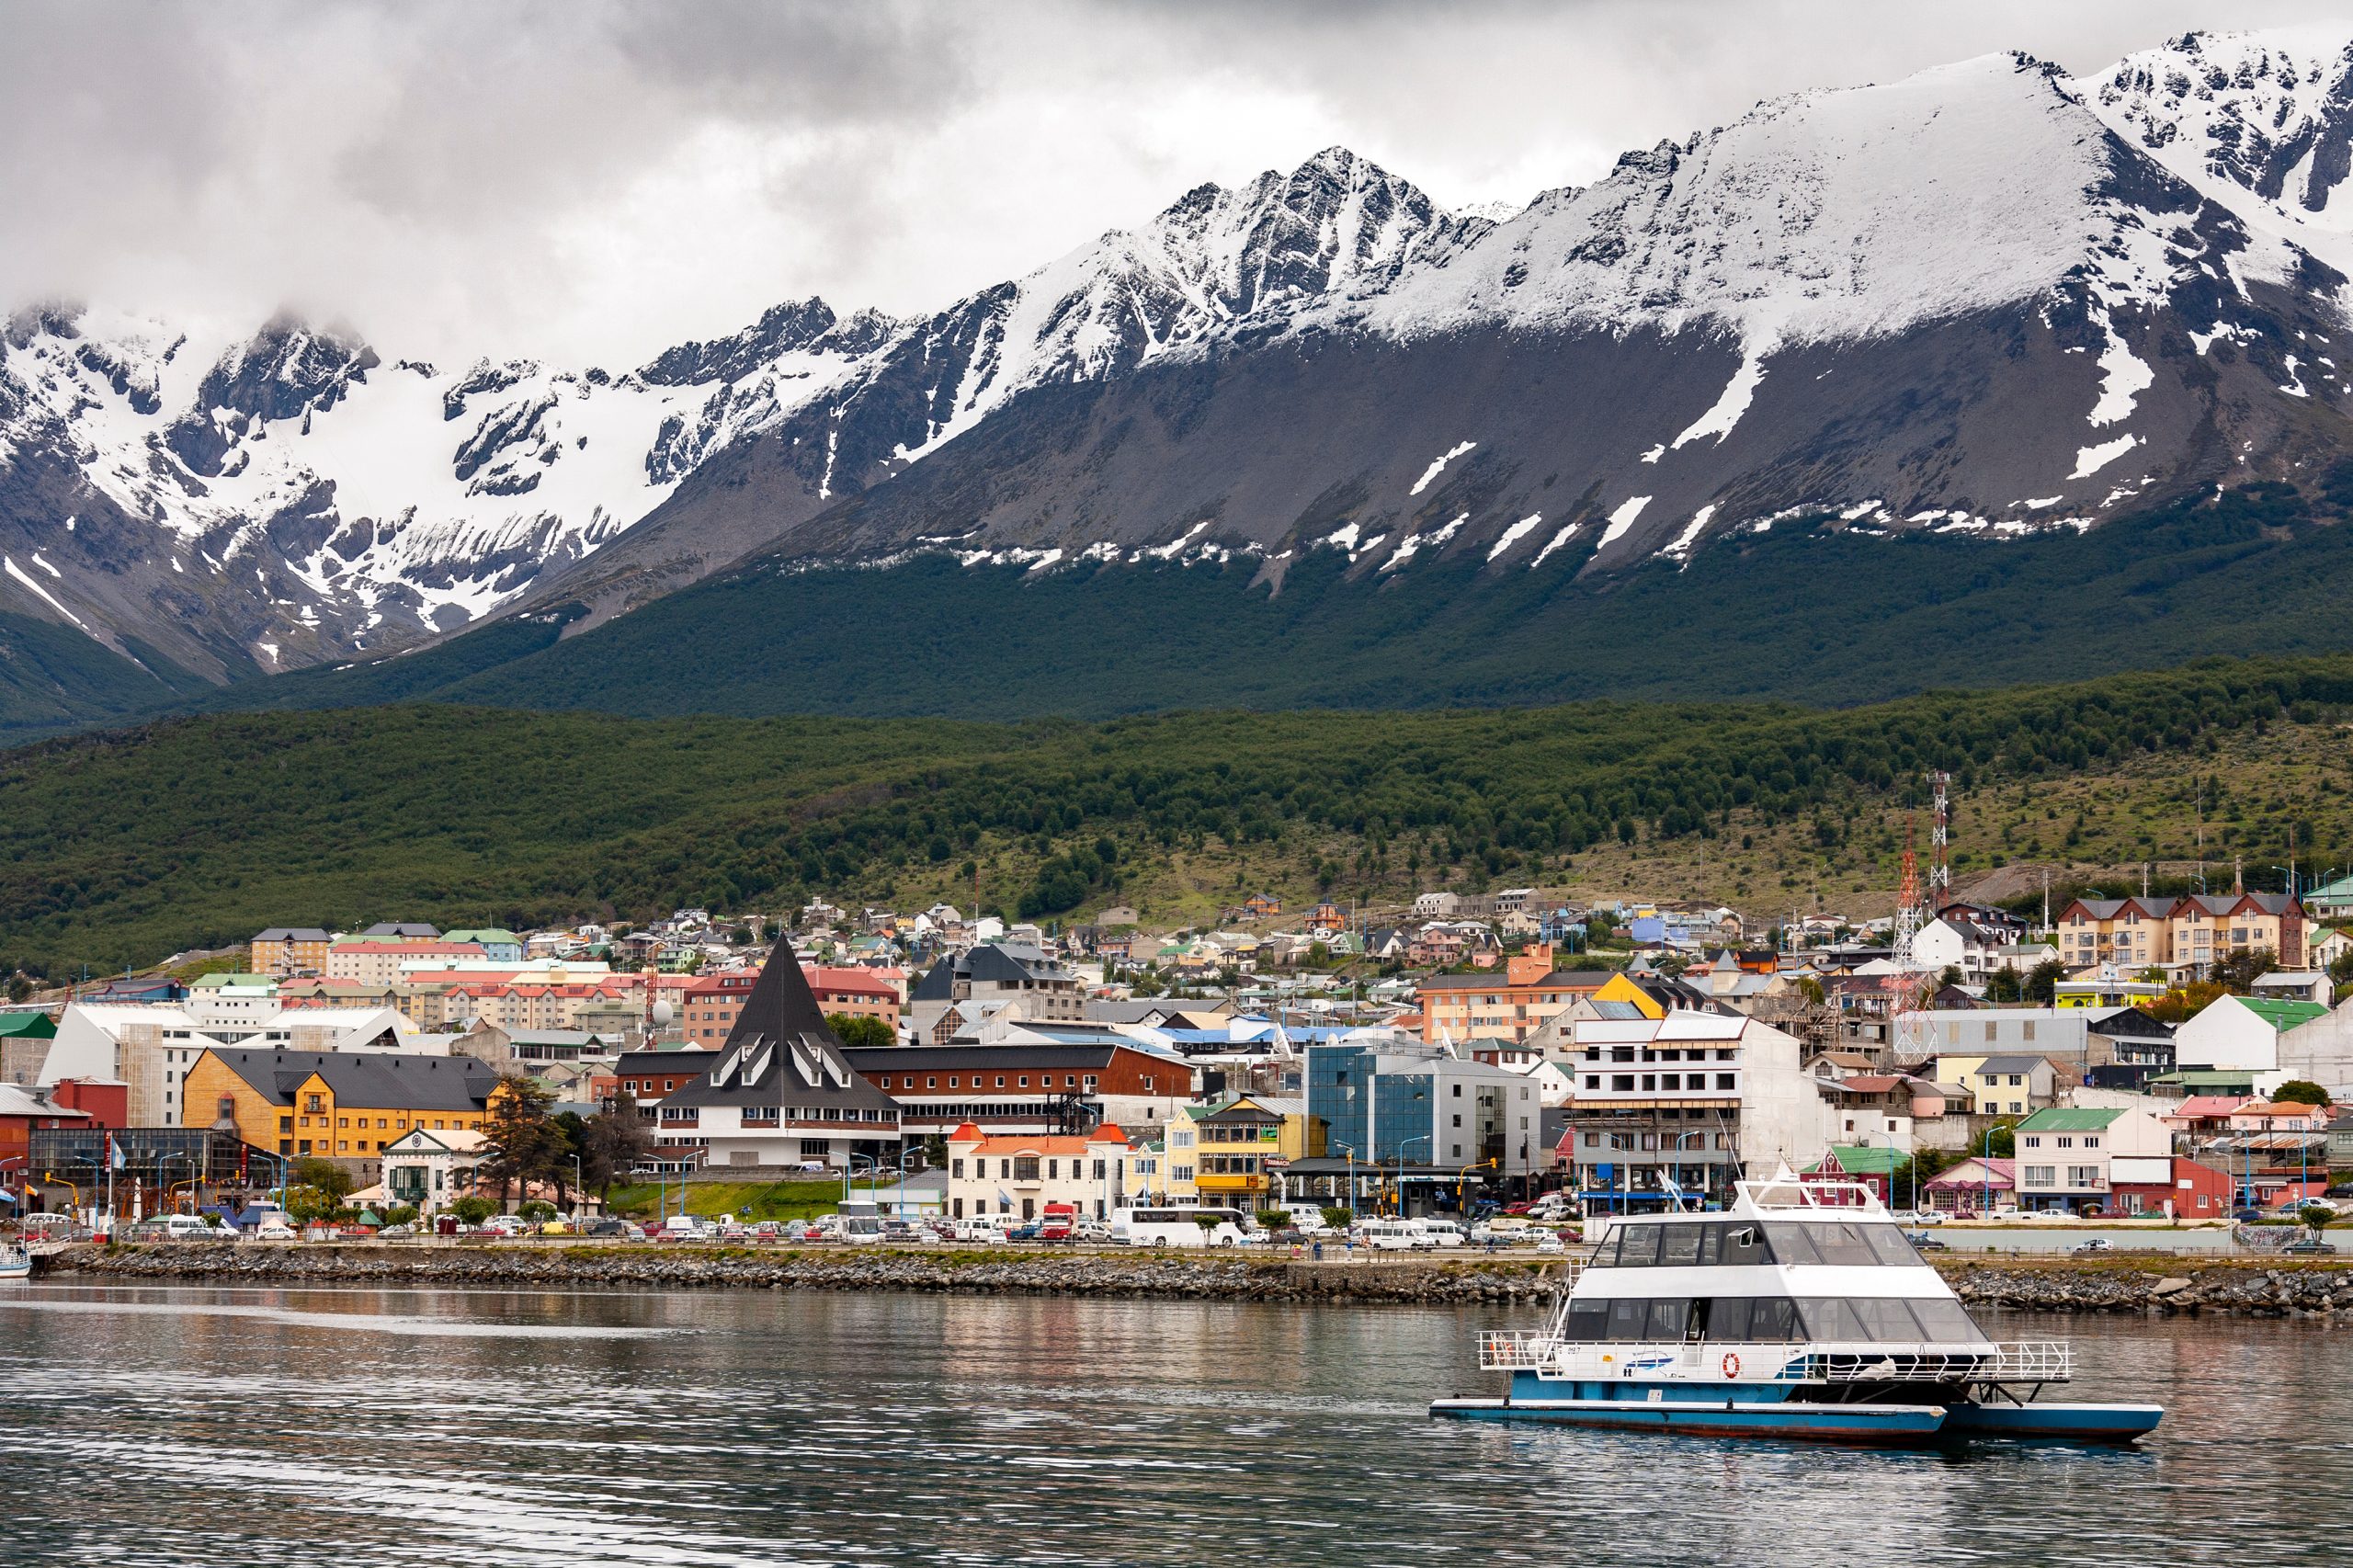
[1,0,2339,365]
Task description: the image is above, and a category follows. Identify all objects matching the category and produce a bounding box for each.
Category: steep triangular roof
[724,940,843,1051]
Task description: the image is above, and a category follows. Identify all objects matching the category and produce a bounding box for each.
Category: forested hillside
[6,653,2353,979]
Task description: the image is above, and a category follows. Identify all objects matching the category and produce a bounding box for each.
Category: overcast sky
[5,0,2344,366]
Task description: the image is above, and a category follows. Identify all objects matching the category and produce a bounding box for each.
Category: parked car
[582,1218,637,1239]
[1903,1231,1949,1252]
[2284,1239,2340,1256]
[376,1223,416,1239]
[1906,1210,1947,1226]
[1074,1220,1113,1244]
[1007,1221,1044,1242]
[254,1221,298,1242]
[2070,1238,2113,1255]
[2232,1208,2271,1223]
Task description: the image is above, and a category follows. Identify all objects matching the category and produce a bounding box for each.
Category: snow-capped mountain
[6,28,2353,704]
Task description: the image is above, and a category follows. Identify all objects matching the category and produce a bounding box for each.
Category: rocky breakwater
[1940,1258,2353,1318]
[42,1242,1563,1304]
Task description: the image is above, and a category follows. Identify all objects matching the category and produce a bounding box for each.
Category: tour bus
[1110,1205,1250,1248]
[837,1201,885,1243]
[953,1211,1019,1242]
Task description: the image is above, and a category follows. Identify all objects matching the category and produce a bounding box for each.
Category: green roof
[443,928,519,946]
[2236,997,2329,1031]
[2016,1108,2127,1131]
[0,1011,57,1039]
[191,972,275,989]
[1810,1144,1904,1176]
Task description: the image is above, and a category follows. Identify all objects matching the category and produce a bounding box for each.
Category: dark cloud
[0,0,2339,364]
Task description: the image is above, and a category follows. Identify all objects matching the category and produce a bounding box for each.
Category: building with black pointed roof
[654,941,904,1171]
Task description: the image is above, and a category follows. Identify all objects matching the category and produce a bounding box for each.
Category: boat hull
[1941,1401,2164,1441]
[1428,1395,1949,1445]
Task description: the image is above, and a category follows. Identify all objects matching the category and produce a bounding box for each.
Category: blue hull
[1429,1396,1948,1445]
[1941,1401,2164,1441]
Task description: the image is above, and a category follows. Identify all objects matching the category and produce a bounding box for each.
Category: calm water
[0,1283,2344,1565]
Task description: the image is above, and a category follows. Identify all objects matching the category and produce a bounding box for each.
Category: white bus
[1111,1205,1249,1248]
[1355,1218,1434,1251]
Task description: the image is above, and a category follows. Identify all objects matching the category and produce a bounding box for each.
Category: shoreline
[31,1243,2353,1315]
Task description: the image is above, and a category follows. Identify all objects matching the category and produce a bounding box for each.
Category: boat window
[1906,1299,1989,1343]
[1799,1299,1869,1341]
[1861,1226,1926,1267]
[1563,1301,1610,1342]
[1657,1225,1703,1267]
[1702,1298,1752,1339]
[1718,1224,1768,1267]
[1848,1299,1925,1341]
[1761,1223,1819,1266]
[1605,1299,1651,1340]
[1747,1298,1800,1342]
[1645,1300,1688,1341]
[1614,1226,1662,1267]
[1808,1222,1882,1267]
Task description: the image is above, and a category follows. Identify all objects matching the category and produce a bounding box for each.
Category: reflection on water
[0,1284,2341,1565]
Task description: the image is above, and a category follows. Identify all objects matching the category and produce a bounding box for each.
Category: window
[1716,1074,1736,1091]
[2084,1135,2099,1148]
[2068,1165,2101,1187]
[2023,1165,2056,1187]
[1014,1156,1040,1181]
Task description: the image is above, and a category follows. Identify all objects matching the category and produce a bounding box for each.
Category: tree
[517,1199,557,1221]
[827,1013,896,1050]
[290,1156,355,1207]
[1985,963,2024,1005]
[2329,945,2353,987]
[449,1195,497,1226]
[1256,1209,1291,1232]
[2023,959,2066,1006]
[282,1185,338,1225]
[1981,1122,2019,1159]
[2212,945,2276,994]
[2146,980,2227,1024]
[1320,1207,1355,1230]
[1937,964,1963,990]
[477,1075,570,1205]
[381,1204,418,1227]
[2275,1080,2331,1106]
[583,1093,653,1197]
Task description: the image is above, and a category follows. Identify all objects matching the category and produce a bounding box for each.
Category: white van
[1280,1202,1336,1233]
[1354,1219,1432,1252]
[1415,1219,1469,1249]
[954,1212,1018,1242]
[160,1214,220,1241]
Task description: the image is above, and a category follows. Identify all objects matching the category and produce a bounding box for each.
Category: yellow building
[1174,1093,1327,1208]
[249,927,335,977]
[181,1045,502,1171]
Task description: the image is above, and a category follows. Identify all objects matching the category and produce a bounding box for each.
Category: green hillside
[187,475,2353,722]
[6,653,2353,979]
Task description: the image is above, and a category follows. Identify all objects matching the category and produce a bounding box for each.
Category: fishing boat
[1430,1172,2161,1445]
[0,1241,31,1284]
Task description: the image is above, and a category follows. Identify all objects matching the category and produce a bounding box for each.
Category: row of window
[949,1156,1113,1181]
[1598,1221,1928,1269]
[2019,1165,2104,1188]
[878,1073,1108,1092]
[1560,1294,1985,1345]
[1580,1131,1735,1151]
[278,1114,473,1134]
[1585,1074,1739,1093]
[1581,1048,1739,1064]
[2019,1134,2099,1149]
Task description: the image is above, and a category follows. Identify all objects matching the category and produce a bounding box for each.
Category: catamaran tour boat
[1432,1173,2161,1445]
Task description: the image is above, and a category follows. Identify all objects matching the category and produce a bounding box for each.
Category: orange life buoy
[1721,1351,1742,1378]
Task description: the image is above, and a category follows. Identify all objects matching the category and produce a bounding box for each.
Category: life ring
[1721,1351,1742,1378]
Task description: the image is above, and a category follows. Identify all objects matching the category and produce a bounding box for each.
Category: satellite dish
[652,1000,674,1026]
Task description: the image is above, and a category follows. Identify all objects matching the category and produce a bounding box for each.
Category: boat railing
[1477,1335,2072,1381]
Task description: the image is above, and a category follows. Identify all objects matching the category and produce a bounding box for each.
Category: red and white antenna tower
[1927,770,1952,915]
[1893,814,1924,970]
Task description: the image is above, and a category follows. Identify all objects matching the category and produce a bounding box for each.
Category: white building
[41,998,426,1127]
[1558,1011,1817,1201]
[945,1121,1133,1221]
[2175,994,2330,1074]
[381,1128,487,1214]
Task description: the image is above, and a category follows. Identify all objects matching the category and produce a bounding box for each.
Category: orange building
[180,1046,501,1173]
[1417,944,1615,1043]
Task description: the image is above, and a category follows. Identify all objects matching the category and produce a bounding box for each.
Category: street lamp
[1395,1133,1432,1217]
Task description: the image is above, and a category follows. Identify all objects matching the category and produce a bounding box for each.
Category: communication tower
[1927,770,1951,915]
[1893,814,1924,971]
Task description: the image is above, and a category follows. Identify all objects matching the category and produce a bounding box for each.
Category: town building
[2010,1105,2171,1213]
[326,940,486,986]
[41,998,426,1127]
[1306,1033,1549,1185]
[249,927,334,977]
[381,1128,488,1214]
[2175,994,2330,1073]
[1935,1053,2060,1118]
[909,944,1086,1025]
[179,1046,503,1179]
[847,1041,1195,1137]
[441,928,524,963]
[1167,1092,1325,1210]
[650,940,905,1172]
[1552,1012,1815,1205]
[1416,945,1614,1044]
[944,1120,1132,1221]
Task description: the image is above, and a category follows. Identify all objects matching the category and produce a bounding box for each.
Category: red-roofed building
[2161,1095,2254,1138]
[944,1119,1132,1221]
